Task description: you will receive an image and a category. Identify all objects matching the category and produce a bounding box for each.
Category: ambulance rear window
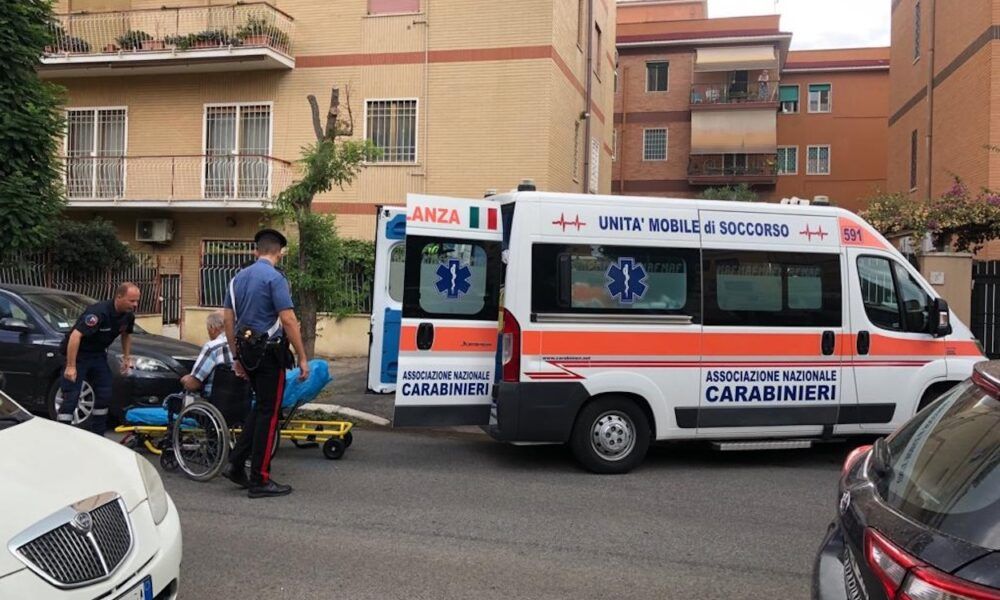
[402,235,502,321]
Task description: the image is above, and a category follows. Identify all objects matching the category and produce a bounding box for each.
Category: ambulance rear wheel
[570,397,649,474]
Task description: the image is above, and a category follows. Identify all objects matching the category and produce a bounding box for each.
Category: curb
[299,403,391,427]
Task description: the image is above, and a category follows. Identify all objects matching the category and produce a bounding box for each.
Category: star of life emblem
[435,259,472,300]
[606,257,648,304]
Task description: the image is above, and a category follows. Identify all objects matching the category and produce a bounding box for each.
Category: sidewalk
[306,357,394,426]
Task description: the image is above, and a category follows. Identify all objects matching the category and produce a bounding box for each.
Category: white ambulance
[367,192,985,473]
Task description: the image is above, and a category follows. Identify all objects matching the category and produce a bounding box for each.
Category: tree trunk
[296,210,316,358]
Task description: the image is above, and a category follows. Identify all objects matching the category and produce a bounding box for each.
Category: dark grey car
[813,361,999,600]
[0,285,201,424]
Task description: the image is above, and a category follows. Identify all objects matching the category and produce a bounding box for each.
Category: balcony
[61,155,296,209]
[39,3,294,79]
[690,80,779,108]
[687,154,778,185]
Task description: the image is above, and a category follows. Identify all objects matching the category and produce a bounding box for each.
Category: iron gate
[972,261,1000,358]
[161,274,181,325]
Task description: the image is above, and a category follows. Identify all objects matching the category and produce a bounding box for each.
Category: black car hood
[109,332,200,360]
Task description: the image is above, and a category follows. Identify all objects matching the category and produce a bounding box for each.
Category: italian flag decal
[469,206,499,230]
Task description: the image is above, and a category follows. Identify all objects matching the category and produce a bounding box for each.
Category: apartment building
[612,1,889,212]
[43,0,615,321]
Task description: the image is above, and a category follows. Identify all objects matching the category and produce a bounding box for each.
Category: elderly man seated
[179,310,233,399]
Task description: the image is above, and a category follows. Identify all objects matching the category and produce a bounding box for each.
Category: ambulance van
[367,192,985,473]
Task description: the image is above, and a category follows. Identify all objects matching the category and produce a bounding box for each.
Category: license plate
[116,576,153,600]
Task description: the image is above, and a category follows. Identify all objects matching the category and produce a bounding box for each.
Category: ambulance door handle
[821,331,835,356]
[857,331,870,356]
[416,322,434,351]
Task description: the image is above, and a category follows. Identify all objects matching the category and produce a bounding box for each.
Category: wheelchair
[116,359,353,482]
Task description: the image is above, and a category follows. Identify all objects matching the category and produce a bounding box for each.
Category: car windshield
[0,389,32,430]
[876,380,1000,550]
[21,292,146,334]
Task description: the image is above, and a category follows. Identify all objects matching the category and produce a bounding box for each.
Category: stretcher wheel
[160,449,179,472]
[322,438,345,460]
[120,432,139,450]
[292,439,318,449]
[343,430,353,448]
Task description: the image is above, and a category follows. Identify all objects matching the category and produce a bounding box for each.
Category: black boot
[247,479,292,499]
[221,462,250,489]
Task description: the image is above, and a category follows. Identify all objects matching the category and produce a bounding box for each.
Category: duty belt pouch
[235,326,269,371]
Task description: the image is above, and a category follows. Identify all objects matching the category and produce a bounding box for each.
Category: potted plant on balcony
[115,30,152,51]
[47,24,91,53]
[192,29,235,49]
[164,33,195,51]
[234,15,288,49]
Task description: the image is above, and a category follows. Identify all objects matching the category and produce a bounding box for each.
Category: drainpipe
[621,65,629,194]
[582,0,595,193]
[925,0,936,200]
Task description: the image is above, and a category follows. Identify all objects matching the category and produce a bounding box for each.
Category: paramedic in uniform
[221,229,309,499]
[59,282,141,435]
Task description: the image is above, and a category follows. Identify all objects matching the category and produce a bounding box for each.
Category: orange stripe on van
[400,325,498,353]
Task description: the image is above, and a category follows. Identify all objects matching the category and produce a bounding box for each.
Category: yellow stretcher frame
[116,419,353,456]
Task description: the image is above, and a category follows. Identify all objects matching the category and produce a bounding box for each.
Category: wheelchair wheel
[172,401,230,482]
[322,438,346,460]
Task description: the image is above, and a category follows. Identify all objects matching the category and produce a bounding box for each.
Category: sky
[708,0,891,50]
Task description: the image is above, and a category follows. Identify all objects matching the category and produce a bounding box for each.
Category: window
[857,256,931,332]
[199,240,255,307]
[573,121,581,181]
[646,62,669,92]
[779,85,799,113]
[577,0,585,48]
[369,0,420,14]
[532,244,701,319]
[910,130,919,190]
[643,128,667,161]
[808,83,832,113]
[777,147,798,175]
[65,108,126,199]
[612,128,618,162]
[876,381,1000,549]
[403,236,501,321]
[594,24,602,78]
[703,250,842,327]
[204,103,272,199]
[807,145,831,175]
[366,99,418,163]
[388,244,406,303]
[914,0,921,59]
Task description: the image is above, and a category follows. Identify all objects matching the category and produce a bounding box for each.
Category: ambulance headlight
[136,455,169,525]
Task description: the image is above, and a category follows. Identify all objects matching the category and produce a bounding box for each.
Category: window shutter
[809,84,831,93]
[779,86,799,102]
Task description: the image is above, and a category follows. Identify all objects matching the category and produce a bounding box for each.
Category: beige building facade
[44,0,616,323]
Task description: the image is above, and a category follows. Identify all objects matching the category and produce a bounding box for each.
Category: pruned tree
[272,87,380,357]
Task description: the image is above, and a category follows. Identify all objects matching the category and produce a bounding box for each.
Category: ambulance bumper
[489,382,590,443]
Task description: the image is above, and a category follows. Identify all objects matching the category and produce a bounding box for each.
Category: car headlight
[132,356,171,372]
[136,454,169,525]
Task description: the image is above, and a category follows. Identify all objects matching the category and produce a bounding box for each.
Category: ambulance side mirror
[929,298,952,338]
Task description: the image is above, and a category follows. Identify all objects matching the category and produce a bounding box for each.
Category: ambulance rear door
[393,194,503,427]
[367,206,406,393]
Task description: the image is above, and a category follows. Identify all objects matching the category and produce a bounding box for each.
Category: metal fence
[0,252,160,314]
[973,261,1000,358]
[198,240,372,313]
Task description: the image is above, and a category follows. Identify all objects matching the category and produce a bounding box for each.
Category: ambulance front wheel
[570,397,650,474]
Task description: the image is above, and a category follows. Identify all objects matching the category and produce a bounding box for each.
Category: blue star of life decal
[606,257,648,304]
[435,259,473,300]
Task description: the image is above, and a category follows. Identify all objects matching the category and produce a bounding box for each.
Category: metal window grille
[808,146,830,175]
[914,0,921,58]
[199,240,255,307]
[910,130,918,189]
[573,122,581,179]
[204,104,271,199]
[643,129,667,161]
[161,274,181,324]
[777,147,797,174]
[366,100,417,163]
[66,109,125,199]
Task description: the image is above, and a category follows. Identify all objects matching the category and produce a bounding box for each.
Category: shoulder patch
[84,314,99,327]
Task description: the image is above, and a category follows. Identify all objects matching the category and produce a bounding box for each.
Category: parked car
[0,285,201,424]
[0,386,181,598]
[812,361,999,600]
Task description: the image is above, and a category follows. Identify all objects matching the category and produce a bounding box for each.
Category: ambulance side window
[532,243,700,319]
[403,235,501,321]
[388,244,406,303]
[703,250,841,327]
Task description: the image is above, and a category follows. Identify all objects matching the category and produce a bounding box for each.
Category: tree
[699,184,758,202]
[272,88,379,357]
[0,0,66,252]
[863,179,1000,253]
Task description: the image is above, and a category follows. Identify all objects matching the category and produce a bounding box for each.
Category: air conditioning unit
[136,219,173,243]
[813,195,831,206]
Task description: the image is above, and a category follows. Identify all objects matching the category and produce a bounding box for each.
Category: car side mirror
[929,298,952,338]
[0,318,32,334]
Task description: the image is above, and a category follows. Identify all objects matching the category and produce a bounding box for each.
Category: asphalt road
[163,427,853,600]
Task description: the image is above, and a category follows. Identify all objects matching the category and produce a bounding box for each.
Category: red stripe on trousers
[260,368,285,482]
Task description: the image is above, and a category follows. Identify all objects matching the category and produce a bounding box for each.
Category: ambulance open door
[393,194,503,427]
[366,206,406,394]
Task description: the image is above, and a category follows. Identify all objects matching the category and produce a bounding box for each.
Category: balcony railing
[61,155,296,204]
[44,3,294,61]
[691,81,779,106]
[688,154,778,184]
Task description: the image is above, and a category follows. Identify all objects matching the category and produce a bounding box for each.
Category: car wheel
[570,396,650,474]
[47,378,95,427]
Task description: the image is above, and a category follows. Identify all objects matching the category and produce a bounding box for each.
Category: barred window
[807,145,831,175]
[643,129,667,161]
[366,99,418,163]
[777,147,797,175]
[66,108,126,199]
[199,240,255,307]
[204,104,272,199]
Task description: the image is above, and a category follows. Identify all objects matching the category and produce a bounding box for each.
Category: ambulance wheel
[343,431,353,448]
[322,438,346,460]
[570,397,649,474]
